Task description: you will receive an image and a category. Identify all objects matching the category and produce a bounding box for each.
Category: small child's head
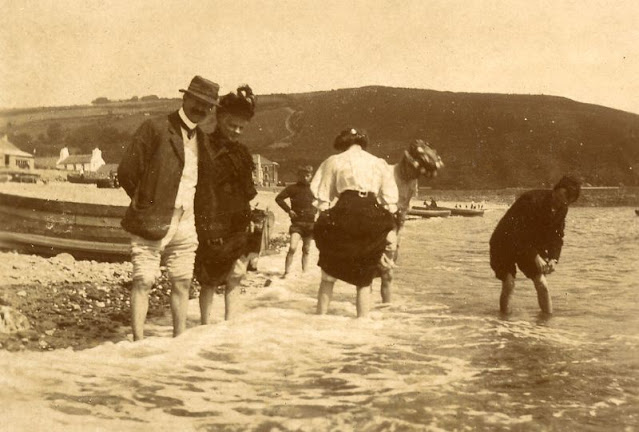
[298,165,314,183]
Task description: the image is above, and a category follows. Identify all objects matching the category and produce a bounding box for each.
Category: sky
[1,0,639,113]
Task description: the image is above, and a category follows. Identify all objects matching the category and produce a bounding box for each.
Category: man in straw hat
[118,75,219,340]
[275,164,317,278]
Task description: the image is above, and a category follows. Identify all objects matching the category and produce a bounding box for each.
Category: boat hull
[0,192,273,262]
[0,191,130,261]
[413,205,484,217]
[406,208,451,218]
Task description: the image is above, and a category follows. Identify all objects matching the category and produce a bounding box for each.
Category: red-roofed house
[56,147,105,172]
[0,135,34,170]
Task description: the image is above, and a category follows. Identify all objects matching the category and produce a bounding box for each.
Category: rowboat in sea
[406,207,451,218]
[413,205,485,217]
[0,191,273,262]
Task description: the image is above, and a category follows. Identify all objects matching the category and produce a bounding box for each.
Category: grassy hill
[2,86,638,188]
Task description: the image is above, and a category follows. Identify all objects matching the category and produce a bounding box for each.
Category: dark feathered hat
[218,85,256,119]
[400,139,444,177]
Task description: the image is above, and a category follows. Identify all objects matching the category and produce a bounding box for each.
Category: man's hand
[545,259,557,274]
[289,210,298,219]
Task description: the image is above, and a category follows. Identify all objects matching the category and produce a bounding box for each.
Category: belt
[340,189,376,199]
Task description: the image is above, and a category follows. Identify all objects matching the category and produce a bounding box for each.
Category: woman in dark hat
[310,128,399,317]
[194,85,258,323]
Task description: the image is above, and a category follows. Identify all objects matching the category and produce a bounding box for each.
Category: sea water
[0,207,637,431]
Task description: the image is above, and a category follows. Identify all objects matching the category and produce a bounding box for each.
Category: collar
[345,144,363,153]
[178,107,197,130]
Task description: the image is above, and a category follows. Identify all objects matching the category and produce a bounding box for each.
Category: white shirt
[174,108,199,210]
[310,145,398,213]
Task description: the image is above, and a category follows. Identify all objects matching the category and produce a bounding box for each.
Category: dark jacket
[275,182,317,223]
[118,111,205,240]
[490,189,567,261]
[194,128,257,244]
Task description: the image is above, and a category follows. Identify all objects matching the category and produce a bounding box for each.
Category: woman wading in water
[310,128,398,317]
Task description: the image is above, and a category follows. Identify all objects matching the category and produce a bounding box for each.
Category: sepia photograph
[0,0,637,430]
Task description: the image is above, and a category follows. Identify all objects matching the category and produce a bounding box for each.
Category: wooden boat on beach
[0,191,273,262]
[67,173,100,184]
[0,191,130,261]
[413,205,485,217]
[406,207,451,218]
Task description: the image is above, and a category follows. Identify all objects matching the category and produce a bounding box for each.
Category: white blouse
[310,145,398,213]
[174,108,199,210]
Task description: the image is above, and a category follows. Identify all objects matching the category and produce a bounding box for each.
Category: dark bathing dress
[490,189,567,280]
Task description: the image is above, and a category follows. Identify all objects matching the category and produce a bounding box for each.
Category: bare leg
[131,278,153,341]
[170,278,191,337]
[499,273,516,315]
[301,236,313,273]
[532,274,553,314]
[317,271,335,314]
[380,268,393,303]
[224,255,249,320]
[224,277,241,321]
[356,285,372,318]
[199,284,216,325]
[284,232,302,277]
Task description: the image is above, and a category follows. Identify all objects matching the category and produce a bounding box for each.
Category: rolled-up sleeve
[378,160,399,213]
[310,157,336,211]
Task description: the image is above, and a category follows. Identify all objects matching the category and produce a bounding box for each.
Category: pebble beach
[0,182,290,352]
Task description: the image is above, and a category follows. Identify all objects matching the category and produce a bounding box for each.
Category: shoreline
[1,181,637,207]
[0,247,288,352]
[0,181,635,351]
[0,183,291,352]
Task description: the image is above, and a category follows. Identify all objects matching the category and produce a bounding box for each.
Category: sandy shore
[0,183,291,352]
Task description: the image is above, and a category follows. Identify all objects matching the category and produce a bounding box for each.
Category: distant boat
[414,205,484,217]
[406,207,451,218]
[0,191,273,262]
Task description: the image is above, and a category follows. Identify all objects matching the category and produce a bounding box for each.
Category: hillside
[2,87,638,188]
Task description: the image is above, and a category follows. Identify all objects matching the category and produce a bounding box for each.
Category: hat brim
[179,89,220,106]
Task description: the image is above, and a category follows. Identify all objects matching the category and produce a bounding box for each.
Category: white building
[252,154,279,186]
[56,147,105,172]
[0,135,34,170]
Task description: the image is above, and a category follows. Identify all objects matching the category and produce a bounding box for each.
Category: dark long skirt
[313,191,395,286]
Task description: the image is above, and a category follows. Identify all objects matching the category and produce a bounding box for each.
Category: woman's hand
[534,255,547,273]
